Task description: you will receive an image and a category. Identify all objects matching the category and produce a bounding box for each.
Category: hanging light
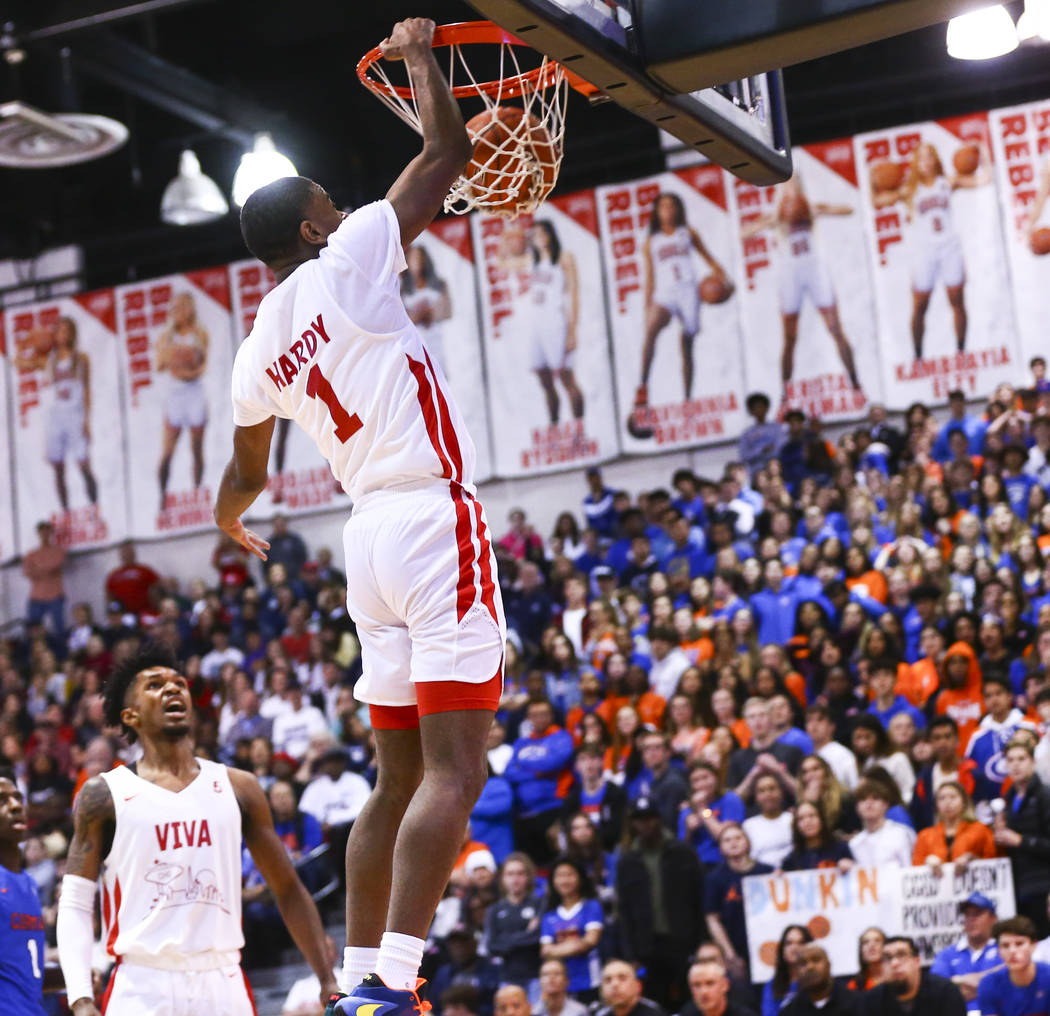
[160,149,229,225]
[231,132,297,207]
[1017,0,1050,42]
[946,5,1019,59]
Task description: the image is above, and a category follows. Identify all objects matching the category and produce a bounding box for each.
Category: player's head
[650,191,686,233]
[55,316,78,350]
[0,769,27,848]
[104,643,192,744]
[169,292,197,329]
[240,176,345,270]
[529,219,561,263]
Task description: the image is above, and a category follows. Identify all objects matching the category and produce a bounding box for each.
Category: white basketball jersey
[50,354,84,410]
[649,226,698,290]
[99,759,244,966]
[231,201,477,503]
[529,255,565,314]
[783,220,815,260]
[912,176,954,243]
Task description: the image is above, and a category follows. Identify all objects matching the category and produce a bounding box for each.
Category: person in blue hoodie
[505,699,575,866]
[471,767,515,864]
[749,558,802,648]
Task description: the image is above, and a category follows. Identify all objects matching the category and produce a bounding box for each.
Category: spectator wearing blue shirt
[868,660,927,732]
[606,510,648,578]
[661,512,708,579]
[471,773,515,864]
[965,677,1035,806]
[738,393,786,479]
[769,695,815,755]
[933,391,988,462]
[903,585,942,664]
[749,559,802,649]
[583,468,620,538]
[1002,445,1040,519]
[977,916,1050,1016]
[931,893,1001,1012]
[677,762,747,867]
[672,469,708,525]
[539,857,604,1002]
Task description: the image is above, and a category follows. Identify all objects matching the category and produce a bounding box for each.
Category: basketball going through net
[358,22,582,218]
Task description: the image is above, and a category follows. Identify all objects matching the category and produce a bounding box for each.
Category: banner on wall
[116,268,235,538]
[989,100,1050,379]
[229,259,349,517]
[0,318,17,561]
[596,166,748,452]
[471,190,619,475]
[403,218,494,480]
[729,140,882,420]
[743,859,1015,982]
[854,113,1019,407]
[4,291,128,550]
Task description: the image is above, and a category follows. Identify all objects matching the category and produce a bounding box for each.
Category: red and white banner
[116,268,235,537]
[729,140,882,420]
[229,259,349,517]
[4,291,128,551]
[0,318,17,561]
[989,101,1050,377]
[470,190,619,475]
[403,219,494,480]
[854,114,1020,406]
[596,167,748,452]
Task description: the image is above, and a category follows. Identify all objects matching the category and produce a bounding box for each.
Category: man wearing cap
[930,894,1002,1010]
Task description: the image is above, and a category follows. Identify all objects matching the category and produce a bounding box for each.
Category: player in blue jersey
[978,916,1050,1016]
[539,857,604,1003]
[0,772,59,1014]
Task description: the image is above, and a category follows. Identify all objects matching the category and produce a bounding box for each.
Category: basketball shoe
[332,973,432,1016]
[627,383,654,439]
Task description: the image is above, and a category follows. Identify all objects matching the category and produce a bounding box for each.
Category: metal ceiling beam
[67,29,279,147]
[23,0,215,42]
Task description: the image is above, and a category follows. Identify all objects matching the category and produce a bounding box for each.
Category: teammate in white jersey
[56,646,335,1016]
[18,317,99,512]
[155,292,209,511]
[213,19,504,1016]
[629,191,731,439]
[742,174,861,405]
[872,141,989,361]
[401,244,452,374]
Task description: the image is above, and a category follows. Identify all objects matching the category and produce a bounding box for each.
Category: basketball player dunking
[56,647,336,1015]
[742,174,861,405]
[213,17,505,1016]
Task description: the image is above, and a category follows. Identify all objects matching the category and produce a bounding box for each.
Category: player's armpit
[66,776,115,880]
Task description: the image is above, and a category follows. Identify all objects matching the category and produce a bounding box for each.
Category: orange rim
[357,20,593,100]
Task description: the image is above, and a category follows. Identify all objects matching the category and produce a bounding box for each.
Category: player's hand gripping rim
[222,518,270,561]
[379,18,436,61]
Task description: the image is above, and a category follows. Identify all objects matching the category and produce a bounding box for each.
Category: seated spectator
[484,853,542,990]
[849,779,916,867]
[540,857,604,1003]
[647,628,691,701]
[851,715,915,805]
[679,760,746,867]
[105,539,160,617]
[298,746,370,858]
[930,893,1000,1012]
[804,705,859,790]
[561,812,615,900]
[977,917,1050,1016]
[440,985,483,1016]
[683,958,758,1016]
[965,676,1035,807]
[494,985,531,1016]
[430,925,501,1016]
[628,732,688,830]
[727,698,803,800]
[782,944,859,1016]
[797,754,857,835]
[912,782,995,873]
[860,935,966,1016]
[534,959,590,1016]
[781,799,854,872]
[762,928,813,1016]
[666,693,710,762]
[911,716,976,829]
[846,927,886,993]
[742,774,794,869]
[769,694,812,755]
[501,508,545,563]
[270,677,328,761]
[593,959,668,1016]
[867,658,926,731]
[560,745,627,852]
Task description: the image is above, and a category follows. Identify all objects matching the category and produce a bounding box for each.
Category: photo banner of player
[470,190,619,475]
[854,113,1020,407]
[596,167,748,452]
[989,101,1050,376]
[116,268,235,537]
[229,259,351,517]
[729,139,883,420]
[4,291,128,551]
[403,218,494,481]
[0,318,18,561]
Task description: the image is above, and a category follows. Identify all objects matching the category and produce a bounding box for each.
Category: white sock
[374,932,426,991]
[342,947,380,992]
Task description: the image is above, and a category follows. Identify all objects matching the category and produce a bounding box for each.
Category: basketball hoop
[358,22,584,218]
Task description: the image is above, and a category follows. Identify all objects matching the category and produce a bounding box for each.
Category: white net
[361,36,568,218]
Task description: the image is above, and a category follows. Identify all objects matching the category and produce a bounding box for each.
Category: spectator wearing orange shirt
[913,781,996,871]
[932,642,986,755]
[844,546,888,604]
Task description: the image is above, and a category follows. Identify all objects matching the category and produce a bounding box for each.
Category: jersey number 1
[306,365,362,443]
[27,939,40,979]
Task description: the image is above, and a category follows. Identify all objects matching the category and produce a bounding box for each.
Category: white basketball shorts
[101,958,256,1016]
[529,312,573,372]
[46,406,88,463]
[778,252,836,316]
[911,236,966,293]
[165,377,208,429]
[653,282,701,337]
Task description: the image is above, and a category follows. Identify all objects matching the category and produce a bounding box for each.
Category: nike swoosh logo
[356,1004,384,1016]
[124,795,138,802]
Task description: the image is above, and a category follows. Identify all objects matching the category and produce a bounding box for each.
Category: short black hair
[982,674,1012,694]
[883,935,917,956]
[240,176,320,266]
[993,916,1038,942]
[928,715,959,736]
[104,643,180,743]
[746,392,771,412]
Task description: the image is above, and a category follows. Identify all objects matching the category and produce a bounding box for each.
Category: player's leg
[534,367,560,424]
[679,329,697,400]
[817,305,861,390]
[158,420,180,508]
[947,284,967,352]
[640,303,671,387]
[910,290,931,361]
[77,459,99,505]
[46,418,69,510]
[910,247,934,361]
[677,289,701,400]
[558,367,585,419]
[780,312,800,401]
[51,461,69,512]
[189,425,206,489]
[943,243,967,352]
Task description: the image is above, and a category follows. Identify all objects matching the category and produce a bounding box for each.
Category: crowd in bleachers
[10,363,1050,1016]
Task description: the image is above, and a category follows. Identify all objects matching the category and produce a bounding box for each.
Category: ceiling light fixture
[160,149,229,225]
[231,132,297,207]
[946,5,1019,59]
[1017,0,1050,42]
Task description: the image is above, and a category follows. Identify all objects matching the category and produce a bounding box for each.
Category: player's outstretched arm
[58,776,114,1016]
[214,419,275,561]
[231,769,338,1006]
[740,212,775,239]
[384,18,473,247]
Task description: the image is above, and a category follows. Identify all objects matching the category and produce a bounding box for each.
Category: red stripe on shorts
[407,354,452,479]
[453,487,478,621]
[471,497,499,626]
[105,878,121,957]
[100,958,120,1015]
[241,966,259,1016]
[424,349,464,482]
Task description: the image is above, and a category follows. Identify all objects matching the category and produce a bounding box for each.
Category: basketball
[1030,227,1050,256]
[953,143,980,176]
[759,941,779,968]
[871,161,904,192]
[699,274,733,305]
[780,193,809,226]
[464,106,558,214]
[808,915,831,939]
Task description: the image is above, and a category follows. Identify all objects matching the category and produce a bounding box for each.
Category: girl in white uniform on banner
[872,142,989,361]
[401,245,452,375]
[629,191,730,439]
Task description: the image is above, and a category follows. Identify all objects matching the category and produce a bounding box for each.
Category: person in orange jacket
[931,641,986,754]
